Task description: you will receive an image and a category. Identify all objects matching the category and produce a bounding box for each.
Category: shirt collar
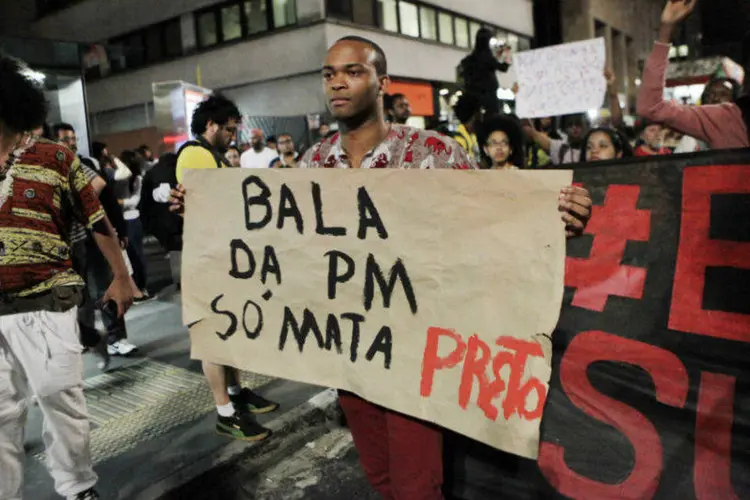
[327,125,399,168]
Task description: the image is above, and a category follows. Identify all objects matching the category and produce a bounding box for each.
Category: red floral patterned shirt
[299,124,477,170]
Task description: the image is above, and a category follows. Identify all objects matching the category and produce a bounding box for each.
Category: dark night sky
[701,0,748,46]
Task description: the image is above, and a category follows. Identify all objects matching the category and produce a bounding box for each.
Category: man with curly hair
[0,55,133,500]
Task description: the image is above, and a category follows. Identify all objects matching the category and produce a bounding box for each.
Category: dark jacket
[459,29,510,95]
[138,153,183,251]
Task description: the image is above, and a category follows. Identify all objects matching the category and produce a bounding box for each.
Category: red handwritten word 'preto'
[420,327,547,422]
[566,185,651,312]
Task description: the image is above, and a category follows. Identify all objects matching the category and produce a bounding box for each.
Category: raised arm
[636,1,738,145]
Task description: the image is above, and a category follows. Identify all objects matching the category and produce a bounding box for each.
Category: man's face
[143,148,153,160]
[278,135,295,154]
[643,124,663,149]
[703,80,734,105]
[566,119,585,142]
[57,129,77,153]
[322,41,384,120]
[319,124,330,137]
[540,117,553,130]
[250,130,264,149]
[212,119,238,151]
[392,96,411,124]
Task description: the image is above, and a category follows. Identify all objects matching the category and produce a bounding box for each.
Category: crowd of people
[0,0,747,499]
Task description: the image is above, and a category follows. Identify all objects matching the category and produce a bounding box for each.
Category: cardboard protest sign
[182,168,571,459]
[514,38,606,119]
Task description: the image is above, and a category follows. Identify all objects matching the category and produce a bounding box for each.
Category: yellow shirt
[176,144,220,184]
[454,124,479,161]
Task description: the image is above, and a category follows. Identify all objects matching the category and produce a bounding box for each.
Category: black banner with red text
[446,149,750,500]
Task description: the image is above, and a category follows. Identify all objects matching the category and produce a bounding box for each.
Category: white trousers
[0,307,97,499]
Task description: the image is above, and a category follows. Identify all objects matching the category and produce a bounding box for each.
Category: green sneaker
[216,412,271,442]
[230,388,280,415]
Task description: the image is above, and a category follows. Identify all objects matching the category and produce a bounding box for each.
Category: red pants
[339,391,444,500]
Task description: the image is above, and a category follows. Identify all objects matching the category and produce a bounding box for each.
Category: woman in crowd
[225,145,242,167]
[120,150,150,300]
[580,127,633,163]
[479,114,526,169]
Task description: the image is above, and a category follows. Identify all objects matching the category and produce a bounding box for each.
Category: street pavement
[22,243,365,500]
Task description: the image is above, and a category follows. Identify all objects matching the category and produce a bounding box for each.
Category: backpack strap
[176,138,228,168]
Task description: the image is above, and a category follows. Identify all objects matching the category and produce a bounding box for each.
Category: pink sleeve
[636,42,736,146]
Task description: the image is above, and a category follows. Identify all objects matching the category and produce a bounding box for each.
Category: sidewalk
[22,288,339,500]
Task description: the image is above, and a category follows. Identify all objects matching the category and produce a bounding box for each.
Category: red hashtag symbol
[565,185,651,311]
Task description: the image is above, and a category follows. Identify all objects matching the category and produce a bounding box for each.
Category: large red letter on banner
[669,165,750,342]
[538,331,689,500]
[694,372,740,500]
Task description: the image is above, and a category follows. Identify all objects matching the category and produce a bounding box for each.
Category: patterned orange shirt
[0,139,105,297]
[299,124,477,170]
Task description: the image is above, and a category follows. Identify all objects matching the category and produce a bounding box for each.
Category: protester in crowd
[266,135,278,152]
[171,35,593,500]
[580,127,634,162]
[140,153,183,287]
[269,133,299,168]
[119,150,150,300]
[479,114,526,169]
[240,128,278,168]
[524,113,589,165]
[0,55,133,500]
[174,94,279,442]
[634,120,671,156]
[52,124,139,356]
[536,117,566,142]
[674,77,742,153]
[453,92,483,161]
[137,144,157,166]
[318,122,331,140]
[458,27,511,116]
[385,93,412,124]
[637,0,749,149]
[225,145,242,167]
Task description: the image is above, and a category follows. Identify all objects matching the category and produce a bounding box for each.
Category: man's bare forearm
[92,217,129,280]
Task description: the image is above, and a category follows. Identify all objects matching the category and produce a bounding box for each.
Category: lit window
[399,1,419,37]
[273,0,297,28]
[438,12,453,44]
[506,33,519,53]
[455,17,469,48]
[222,5,242,41]
[377,0,398,33]
[668,46,677,59]
[197,11,218,47]
[245,0,268,35]
[678,44,689,57]
[420,6,437,40]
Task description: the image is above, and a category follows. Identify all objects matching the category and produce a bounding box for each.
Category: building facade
[16,0,534,151]
[560,0,664,113]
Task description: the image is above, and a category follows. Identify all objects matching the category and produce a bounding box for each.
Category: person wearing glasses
[175,94,280,442]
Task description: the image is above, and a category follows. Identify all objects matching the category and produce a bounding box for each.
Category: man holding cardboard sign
[172,36,592,500]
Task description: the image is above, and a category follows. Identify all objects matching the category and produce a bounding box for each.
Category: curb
[134,388,339,500]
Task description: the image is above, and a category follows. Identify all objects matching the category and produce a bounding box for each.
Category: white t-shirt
[240,147,278,169]
[549,138,581,165]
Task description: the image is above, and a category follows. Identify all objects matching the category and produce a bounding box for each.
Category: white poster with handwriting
[514,38,607,119]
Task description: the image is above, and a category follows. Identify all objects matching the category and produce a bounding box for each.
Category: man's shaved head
[335,36,388,76]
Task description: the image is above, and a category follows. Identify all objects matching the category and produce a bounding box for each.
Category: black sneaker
[69,488,99,500]
[216,412,271,442]
[230,388,279,414]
